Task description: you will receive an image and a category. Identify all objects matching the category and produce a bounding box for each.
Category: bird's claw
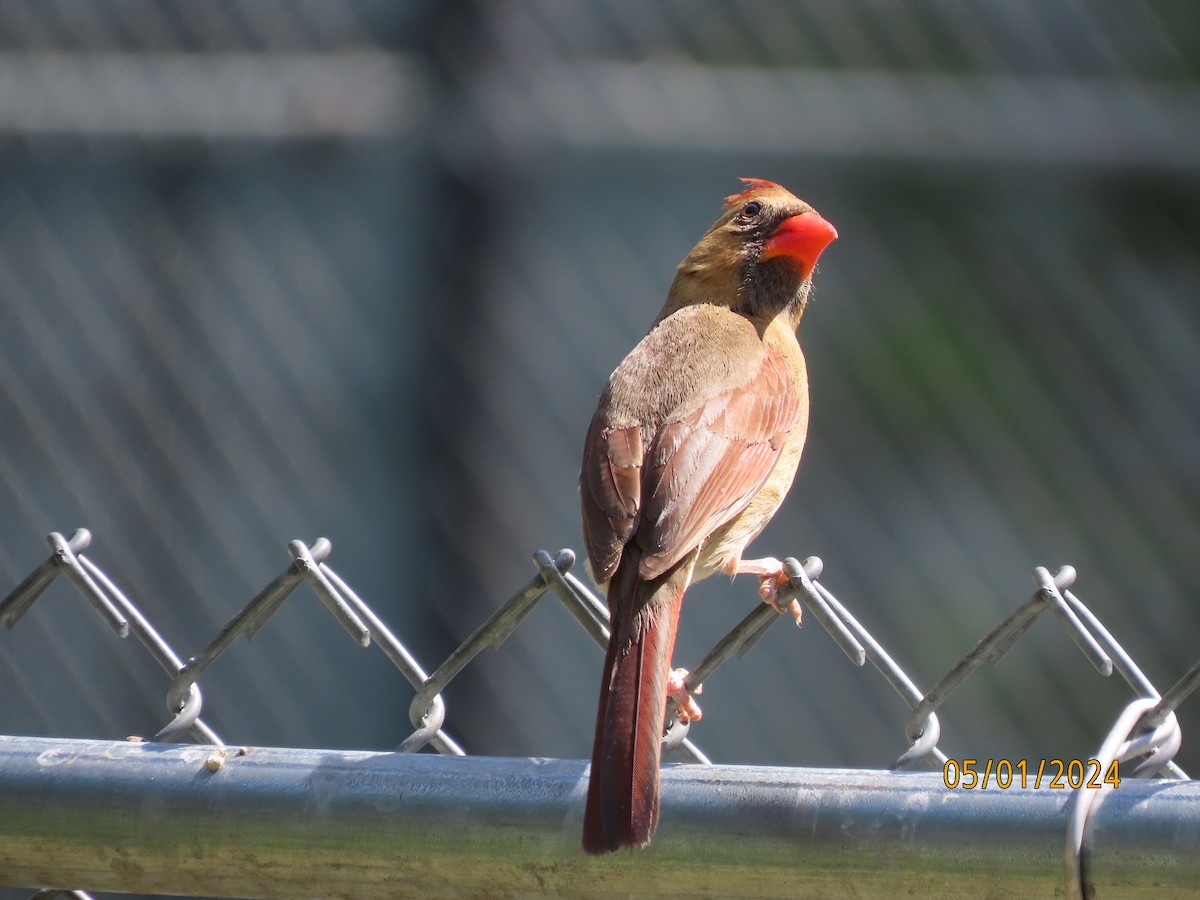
[759,573,803,626]
[725,555,803,625]
[667,668,703,723]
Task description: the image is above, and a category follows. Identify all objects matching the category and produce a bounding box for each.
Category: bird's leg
[666,668,703,723]
[724,556,803,625]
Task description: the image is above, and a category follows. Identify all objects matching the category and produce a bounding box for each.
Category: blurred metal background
[2,0,1200,883]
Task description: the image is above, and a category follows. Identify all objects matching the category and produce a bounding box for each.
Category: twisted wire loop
[1064,636,1200,899]
[166,537,465,756]
[892,566,1089,770]
[0,529,222,746]
[0,530,126,637]
[399,548,576,753]
[158,537,372,744]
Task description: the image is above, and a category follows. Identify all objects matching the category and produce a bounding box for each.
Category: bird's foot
[667,668,703,723]
[726,556,803,625]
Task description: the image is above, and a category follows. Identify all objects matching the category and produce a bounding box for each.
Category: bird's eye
[741,200,762,218]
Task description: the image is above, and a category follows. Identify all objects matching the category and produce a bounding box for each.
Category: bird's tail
[582,549,690,854]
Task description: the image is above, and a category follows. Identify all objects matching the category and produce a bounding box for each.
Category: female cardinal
[579,179,836,854]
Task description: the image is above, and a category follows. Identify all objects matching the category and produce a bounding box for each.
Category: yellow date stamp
[943,758,1120,790]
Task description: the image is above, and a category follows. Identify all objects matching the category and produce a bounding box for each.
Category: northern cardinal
[579,179,836,854]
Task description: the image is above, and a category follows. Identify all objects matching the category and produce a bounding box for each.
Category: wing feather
[581,317,802,586]
[581,418,643,582]
[637,348,800,579]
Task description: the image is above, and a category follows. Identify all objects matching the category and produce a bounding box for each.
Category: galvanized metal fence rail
[2,528,1200,899]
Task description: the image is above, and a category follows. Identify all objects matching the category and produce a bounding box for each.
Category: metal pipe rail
[1,736,1198,898]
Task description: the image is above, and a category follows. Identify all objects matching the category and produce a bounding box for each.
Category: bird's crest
[723,178,782,210]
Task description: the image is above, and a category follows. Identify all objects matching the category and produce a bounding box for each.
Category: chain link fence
[2,1,1200,897]
[3,528,1200,897]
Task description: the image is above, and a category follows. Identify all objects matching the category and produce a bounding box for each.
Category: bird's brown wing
[580,344,801,584]
[635,346,800,579]
[580,415,642,583]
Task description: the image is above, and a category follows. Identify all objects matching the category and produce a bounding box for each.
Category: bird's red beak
[761,212,838,279]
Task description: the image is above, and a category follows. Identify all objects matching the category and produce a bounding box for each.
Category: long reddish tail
[582,550,690,854]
